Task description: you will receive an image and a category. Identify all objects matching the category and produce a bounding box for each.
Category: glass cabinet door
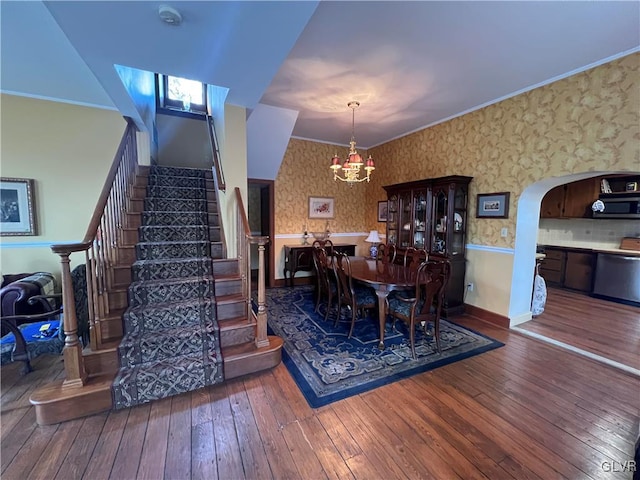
[430,186,448,255]
[413,190,427,249]
[398,191,412,248]
[386,194,399,246]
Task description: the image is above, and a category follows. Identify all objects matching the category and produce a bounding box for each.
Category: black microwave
[592,196,640,219]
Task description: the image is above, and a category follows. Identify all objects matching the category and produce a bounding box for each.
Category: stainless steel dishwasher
[592,253,640,304]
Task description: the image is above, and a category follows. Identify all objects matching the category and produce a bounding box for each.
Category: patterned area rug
[263,285,504,408]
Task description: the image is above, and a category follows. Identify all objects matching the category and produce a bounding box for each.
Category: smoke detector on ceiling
[158,5,182,26]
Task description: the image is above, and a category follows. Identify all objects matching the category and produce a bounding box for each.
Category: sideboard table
[283,244,356,287]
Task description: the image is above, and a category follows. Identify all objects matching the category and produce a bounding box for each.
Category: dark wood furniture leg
[375,287,391,349]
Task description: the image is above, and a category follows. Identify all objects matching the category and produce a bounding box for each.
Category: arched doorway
[508,170,635,325]
[507,170,640,374]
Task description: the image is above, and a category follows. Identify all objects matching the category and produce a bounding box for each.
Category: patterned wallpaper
[275,139,369,235]
[276,53,639,246]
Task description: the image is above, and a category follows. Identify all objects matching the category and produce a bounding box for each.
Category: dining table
[346,257,419,349]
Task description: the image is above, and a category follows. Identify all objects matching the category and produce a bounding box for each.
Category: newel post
[255,239,269,348]
[57,251,88,387]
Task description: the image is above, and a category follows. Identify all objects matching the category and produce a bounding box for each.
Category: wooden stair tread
[214,273,241,282]
[30,373,114,403]
[29,373,115,425]
[222,336,283,380]
[219,316,255,330]
[222,335,282,359]
[215,293,244,304]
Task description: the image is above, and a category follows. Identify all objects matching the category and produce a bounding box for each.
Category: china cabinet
[383,175,473,315]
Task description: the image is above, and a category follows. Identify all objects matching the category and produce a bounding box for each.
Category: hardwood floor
[1,314,639,480]
[518,287,640,371]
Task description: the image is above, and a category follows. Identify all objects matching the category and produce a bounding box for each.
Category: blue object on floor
[1,319,64,365]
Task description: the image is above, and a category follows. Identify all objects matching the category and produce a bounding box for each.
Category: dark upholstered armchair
[1,272,61,373]
[0,267,89,374]
[1,272,58,334]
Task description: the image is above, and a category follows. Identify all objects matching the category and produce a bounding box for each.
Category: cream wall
[218,104,248,258]
[0,94,126,279]
[156,114,212,169]
[274,53,639,317]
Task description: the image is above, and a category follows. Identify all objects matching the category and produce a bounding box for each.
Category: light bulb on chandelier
[329,101,375,184]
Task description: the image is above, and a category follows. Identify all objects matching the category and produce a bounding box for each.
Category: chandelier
[329,101,375,184]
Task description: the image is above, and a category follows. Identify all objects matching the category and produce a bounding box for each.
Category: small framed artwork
[377,201,388,222]
[309,196,335,219]
[626,181,638,192]
[1,177,37,236]
[476,192,510,219]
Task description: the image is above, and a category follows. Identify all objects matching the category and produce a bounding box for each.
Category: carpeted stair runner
[112,166,224,409]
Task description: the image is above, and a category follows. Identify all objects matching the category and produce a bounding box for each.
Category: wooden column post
[58,252,88,388]
[255,239,269,348]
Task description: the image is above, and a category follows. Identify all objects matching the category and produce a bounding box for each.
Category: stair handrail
[206,115,226,191]
[206,114,227,258]
[49,117,139,387]
[234,187,269,347]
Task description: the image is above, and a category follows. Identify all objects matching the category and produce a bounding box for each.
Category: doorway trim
[248,178,276,288]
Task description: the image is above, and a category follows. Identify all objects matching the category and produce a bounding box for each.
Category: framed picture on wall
[377,201,388,222]
[308,196,335,219]
[0,177,37,236]
[476,192,510,218]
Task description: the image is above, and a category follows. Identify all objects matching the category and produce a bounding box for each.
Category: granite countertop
[538,243,640,257]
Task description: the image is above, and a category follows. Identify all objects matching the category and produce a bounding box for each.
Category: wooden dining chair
[312,239,334,255]
[402,247,427,270]
[386,258,451,358]
[311,246,338,322]
[377,243,397,264]
[333,252,377,338]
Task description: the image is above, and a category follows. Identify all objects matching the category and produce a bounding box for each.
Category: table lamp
[365,230,382,258]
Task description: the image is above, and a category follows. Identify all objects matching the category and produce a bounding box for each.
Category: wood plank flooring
[518,287,640,370]
[1,314,639,480]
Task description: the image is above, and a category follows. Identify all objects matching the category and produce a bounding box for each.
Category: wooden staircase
[29,121,282,425]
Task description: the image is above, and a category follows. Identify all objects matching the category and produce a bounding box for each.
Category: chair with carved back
[311,245,338,322]
[333,252,377,338]
[403,246,427,270]
[312,239,334,255]
[377,243,398,265]
[386,258,451,358]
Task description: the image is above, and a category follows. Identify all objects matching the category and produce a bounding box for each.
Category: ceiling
[2,1,639,150]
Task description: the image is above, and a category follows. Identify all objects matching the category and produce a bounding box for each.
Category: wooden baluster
[85,250,98,350]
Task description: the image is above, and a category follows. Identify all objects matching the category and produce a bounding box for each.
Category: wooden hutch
[383,175,473,315]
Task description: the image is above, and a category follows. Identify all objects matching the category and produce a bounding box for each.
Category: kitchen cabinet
[564,252,595,292]
[538,247,595,293]
[538,248,565,286]
[384,175,472,315]
[540,177,600,218]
